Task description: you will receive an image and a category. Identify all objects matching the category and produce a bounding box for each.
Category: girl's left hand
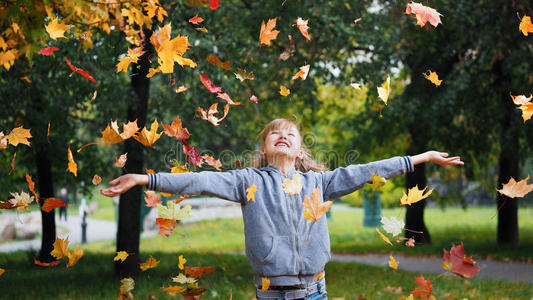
[424,151,464,166]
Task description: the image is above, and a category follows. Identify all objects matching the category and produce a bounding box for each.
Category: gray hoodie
[147,156,414,286]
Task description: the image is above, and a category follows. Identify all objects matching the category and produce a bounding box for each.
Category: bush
[341,178,404,208]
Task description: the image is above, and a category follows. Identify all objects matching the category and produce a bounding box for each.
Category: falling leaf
[206,54,231,70]
[133,120,163,147]
[6,126,32,146]
[209,0,220,9]
[20,76,31,83]
[283,173,303,195]
[67,145,77,176]
[195,27,208,33]
[9,152,16,175]
[519,15,533,36]
[157,202,192,220]
[376,227,393,245]
[34,258,61,267]
[45,18,70,40]
[510,93,532,105]
[350,83,362,90]
[217,92,241,105]
[377,75,390,105]
[171,162,190,173]
[442,243,481,279]
[156,218,177,236]
[172,273,197,284]
[92,174,102,185]
[259,18,280,46]
[119,277,135,300]
[518,103,533,122]
[184,266,214,278]
[0,268,4,276]
[41,197,67,213]
[388,255,398,270]
[183,140,204,167]
[405,237,416,247]
[196,103,230,126]
[497,175,533,198]
[423,70,442,86]
[261,277,270,292]
[144,191,161,207]
[294,17,311,41]
[140,256,160,271]
[64,57,97,84]
[280,85,290,96]
[26,173,39,203]
[7,191,33,211]
[116,57,138,73]
[354,17,362,24]
[246,184,257,202]
[162,285,186,296]
[400,185,433,206]
[234,69,255,81]
[405,2,442,28]
[175,85,188,93]
[291,64,310,80]
[188,14,204,24]
[381,216,404,237]
[178,254,187,270]
[303,187,333,223]
[66,244,84,267]
[162,117,191,140]
[203,155,222,170]
[150,24,195,73]
[199,73,222,93]
[51,237,70,259]
[114,251,129,262]
[115,153,128,168]
[412,275,433,299]
[371,174,387,190]
[250,95,258,103]
[279,35,295,61]
[90,90,97,102]
[0,132,7,150]
[38,47,60,56]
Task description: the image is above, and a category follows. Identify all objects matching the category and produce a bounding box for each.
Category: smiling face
[261,122,303,163]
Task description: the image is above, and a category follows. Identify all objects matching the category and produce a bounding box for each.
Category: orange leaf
[497,175,533,198]
[64,57,96,84]
[115,153,128,168]
[162,285,186,296]
[34,258,61,267]
[162,117,191,140]
[6,126,32,146]
[42,197,67,213]
[206,54,231,70]
[189,14,204,24]
[67,145,77,176]
[518,103,533,122]
[259,18,280,46]
[412,275,433,299]
[291,64,310,80]
[26,173,39,203]
[423,70,442,86]
[9,152,16,175]
[139,256,160,271]
[133,120,163,146]
[405,2,442,28]
[155,218,177,236]
[20,76,31,83]
[202,155,222,170]
[92,174,102,185]
[196,103,230,126]
[303,187,332,223]
[184,266,214,278]
[519,15,533,36]
[144,191,161,207]
[294,17,311,40]
[389,254,399,270]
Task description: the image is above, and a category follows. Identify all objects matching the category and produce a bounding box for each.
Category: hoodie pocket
[248,235,295,275]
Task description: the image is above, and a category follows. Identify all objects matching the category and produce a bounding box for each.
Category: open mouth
[275,141,290,148]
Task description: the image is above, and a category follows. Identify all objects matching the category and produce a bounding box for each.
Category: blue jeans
[256,280,328,300]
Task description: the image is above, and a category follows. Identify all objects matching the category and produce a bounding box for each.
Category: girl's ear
[297,150,304,160]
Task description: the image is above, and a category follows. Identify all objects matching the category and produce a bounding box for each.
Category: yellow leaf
[389,254,398,270]
[195,26,208,33]
[518,103,533,122]
[67,145,77,176]
[519,15,533,36]
[66,244,83,267]
[114,251,129,262]
[100,120,140,144]
[170,163,189,173]
[162,285,186,296]
[51,237,69,259]
[377,75,390,105]
[303,187,332,223]
[280,85,290,96]
[400,185,433,206]
[147,67,160,78]
[497,175,533,198]
[291,64,310,80]
[261,277,270,292]
[376,227,393,246]
[8,191,34,211]
[45,18,70,40]
[116,57,138,73]
[282,173,303,195]
[175,55,197,69]
[176,85,188,93]
[423,70,442,86]
[246,184,257,202]
[371,174,387,190]
[156,202,192,220]
[178,254,187,270]
[6,126,32,146]
[133,120,163,146]
[0,49,17,70]
[139,255,160,271]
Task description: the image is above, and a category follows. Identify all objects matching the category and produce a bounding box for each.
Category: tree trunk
[36,148,56,262]
[115,29,152,277]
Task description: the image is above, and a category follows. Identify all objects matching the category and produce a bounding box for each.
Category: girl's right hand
[100,174,148,197]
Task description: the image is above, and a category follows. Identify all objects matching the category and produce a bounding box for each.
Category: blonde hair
[249,118,329,172]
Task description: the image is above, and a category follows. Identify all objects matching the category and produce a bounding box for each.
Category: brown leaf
[42,197,67,213]
[115,153,128,168]
[162,117,191,140]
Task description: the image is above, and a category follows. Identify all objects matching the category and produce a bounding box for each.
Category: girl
[101,118,463,300]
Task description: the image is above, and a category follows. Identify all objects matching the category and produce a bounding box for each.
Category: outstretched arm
[101,174,148,197]
[411,151,464,166]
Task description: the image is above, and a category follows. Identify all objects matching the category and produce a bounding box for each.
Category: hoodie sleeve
[320,156,414,200]
[147,169,248,204]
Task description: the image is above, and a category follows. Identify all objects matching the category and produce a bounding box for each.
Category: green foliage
[341,178,405,208]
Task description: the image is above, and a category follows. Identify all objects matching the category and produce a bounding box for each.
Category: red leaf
[216,92,240,105]
[64,57,97,84]
[209,0,220,10]
[189,14,204,24]
[34,258,61,267]
[38,47,60,56]
[442,243,481,279]
[199,73,222,93]
[41,197,67,213]
[250,95,258,103]
[156,218,177,237]
[412,275,432,299]
[182,140,203,167]
[144,191,161,207]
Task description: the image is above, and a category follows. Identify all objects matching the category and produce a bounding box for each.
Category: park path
[1,203,532,284]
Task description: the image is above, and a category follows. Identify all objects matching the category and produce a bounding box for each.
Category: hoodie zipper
[284,174,303,275]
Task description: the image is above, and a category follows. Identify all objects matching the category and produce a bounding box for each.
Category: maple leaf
[261,277,270,292]
[8,191,34,211]
[209,0,220,9]
[51,237,70,259]
[377,75,390,105]
[0,49,17,71]
[178,254,187,270]
[202,155,222,170]
[34,258,61,267]
[144,191,161,207]
[157,202,192,220]
[140,255,160,271]
[405,2,442,28]
[101,120,140,144]
[156,218,177,236]
[173,273,197,284]
[41,197,67,213]
[412,275,433,299]
[64,57,97,84]
[26,173,39,203]
[376,227,393,245]
[246,184,257,202]
[280,85,290,96]
[259,18,280,46]
[133,120,163,146]
[234,69,255,81]
[116,57,138,73]
[279,35,295,61]
[295,17,311,40]
[250,95,258,103]
[423,70,442,86]
[0,132,7,150]
[38,47,60,56]
[92,174,102,185]
[519,15,533,36]
[162,117,191,140]
[6,126,32,146]
[283,173,303,195]
[189,14,204,24]
[510,93,532,105]
[45,18,70,40]
[389,254,398,270]
[217,92,241,105]
[171,162,190,173]
[183,140,204,167]
[303,187,332,223]
[206,54,231,70]
[118,277,135,300]
[381,216,404,237]
[371,174,387,190]
[66,244,84,267]
[400,185,433,206]
[199,73,222,93]
[196,103,230,126]
[497,175,533,198]
[184,266,214,278]
[162,285,186,296]
[442,243,481,279]
[114,251,129,262]
[292,64,310,80]
[150,24,195,73]
[518,103,533,122]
